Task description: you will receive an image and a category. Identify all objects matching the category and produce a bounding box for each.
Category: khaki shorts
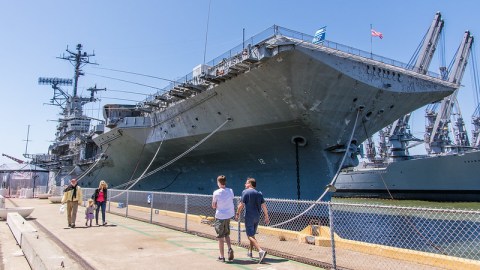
[214,218,231,238]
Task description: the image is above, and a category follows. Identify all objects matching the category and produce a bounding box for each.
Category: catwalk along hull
[335,150,480,201]
[86,31,457,200]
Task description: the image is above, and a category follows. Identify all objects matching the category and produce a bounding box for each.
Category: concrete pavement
[2,198,321,270]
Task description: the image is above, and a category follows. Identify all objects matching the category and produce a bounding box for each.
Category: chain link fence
[83,188,480,270]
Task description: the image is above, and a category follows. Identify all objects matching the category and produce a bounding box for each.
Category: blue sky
[1,0,479,164]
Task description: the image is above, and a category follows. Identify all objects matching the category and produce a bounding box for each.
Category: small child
[85,199,95,227]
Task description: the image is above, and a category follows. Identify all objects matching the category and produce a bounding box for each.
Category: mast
[58,44,96,98]
[23,124,31,158]
[35,44,104,172]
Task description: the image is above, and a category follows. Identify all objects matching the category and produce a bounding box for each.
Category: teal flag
[312,26,326,44]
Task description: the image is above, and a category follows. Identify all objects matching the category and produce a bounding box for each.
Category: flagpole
[370,24,373,58]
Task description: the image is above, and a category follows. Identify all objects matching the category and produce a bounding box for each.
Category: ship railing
[81,188,480,269]
[142,25,442,105]
[30,154,56,162]
[273,25,441,78]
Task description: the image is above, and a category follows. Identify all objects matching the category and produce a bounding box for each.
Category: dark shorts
[214,218,231,238]
[245,221,259,237]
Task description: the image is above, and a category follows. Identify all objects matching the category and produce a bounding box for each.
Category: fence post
[328,202,337,270]
[184,195,188,232]
[107,189,111,213]
[126,190,129,218]
[150,193,154,224]
[237,198,241,245]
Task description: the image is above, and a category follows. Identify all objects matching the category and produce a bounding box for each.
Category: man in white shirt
[212,175,235,262]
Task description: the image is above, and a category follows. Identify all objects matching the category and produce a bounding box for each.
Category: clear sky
[1,0,479,164]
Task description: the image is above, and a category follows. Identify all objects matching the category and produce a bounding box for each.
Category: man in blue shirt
[235,177,270,263]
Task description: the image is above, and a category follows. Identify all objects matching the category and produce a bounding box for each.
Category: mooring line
[110,118,232,199]
[271,108,361,228]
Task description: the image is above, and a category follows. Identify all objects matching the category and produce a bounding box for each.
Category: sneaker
[71,224,76,228]
[227,248,234,261]
[103,222,107,226]
[247,252,253,258]
[216,257,225,262]
[258,250,267,263]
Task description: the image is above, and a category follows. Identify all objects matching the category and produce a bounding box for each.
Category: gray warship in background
[28,44,105,186]
[36,17,463,201]
[335,14,480,201]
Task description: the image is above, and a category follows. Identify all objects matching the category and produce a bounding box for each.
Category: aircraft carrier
[35,18,465,201]
[72,22,459,201]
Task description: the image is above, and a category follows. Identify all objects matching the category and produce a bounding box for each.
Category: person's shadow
[227,257,287,265]
[63,224,117,229]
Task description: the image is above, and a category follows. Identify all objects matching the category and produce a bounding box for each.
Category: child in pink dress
[85,199,95,227]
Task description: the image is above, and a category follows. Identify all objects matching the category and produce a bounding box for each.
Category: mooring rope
[126,144,149,184]
[76,144,111,182]
[110,130,168,191]
[379,172,395,199]
[271,108,361,228]
[122,129,154,187]
[109,118,232,199]
[379,166,447,255]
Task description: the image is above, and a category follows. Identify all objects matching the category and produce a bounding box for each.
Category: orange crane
[2,153,25,164]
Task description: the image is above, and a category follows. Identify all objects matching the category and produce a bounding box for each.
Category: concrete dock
[1,198,320,270]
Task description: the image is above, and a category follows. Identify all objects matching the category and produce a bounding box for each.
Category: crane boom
[2,153,25,164]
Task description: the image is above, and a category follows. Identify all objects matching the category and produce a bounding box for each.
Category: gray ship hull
[335,150,480,201]
[84,34,456,200]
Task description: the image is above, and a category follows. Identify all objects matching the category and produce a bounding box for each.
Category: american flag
[371,29,383,39]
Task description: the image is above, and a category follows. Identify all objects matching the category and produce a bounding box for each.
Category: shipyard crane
[413,12,444,74]
[363,137,376,161]
[472,106,480,147]
[2,153,25,164]
[470,47,480,148]
[383,114,423,162]
[365,12,444,164]
[425,31,474,154]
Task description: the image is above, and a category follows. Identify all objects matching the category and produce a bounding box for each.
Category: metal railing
[82,188,480,269]
[143,25,442,105]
